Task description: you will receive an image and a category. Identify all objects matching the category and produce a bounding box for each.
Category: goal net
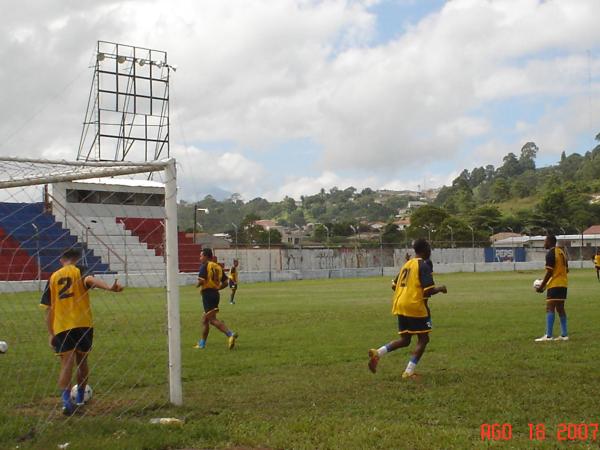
[0,157,182,445]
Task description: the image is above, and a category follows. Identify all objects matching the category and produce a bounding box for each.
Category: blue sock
[61,389,72,409]
[559,315,568,337]
[226,331,233,337]
[198,339,206,347]
[546,312,555,337]
[76,386,85,404]
[410,355,420,364]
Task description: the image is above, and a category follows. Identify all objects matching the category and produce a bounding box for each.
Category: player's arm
[219,270,229,290]
[39,281,55,348]
[537,250,554,292]
[391,273,399,291]
[420,260,447,297]
[197,264,207,288]
[424,285,448,296]
[84,276,123,292]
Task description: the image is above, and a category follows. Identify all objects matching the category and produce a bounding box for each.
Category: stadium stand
[117,217,201,273]
[0,203,111,280]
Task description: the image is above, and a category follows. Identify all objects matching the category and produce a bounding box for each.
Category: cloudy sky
[1,0,599,201]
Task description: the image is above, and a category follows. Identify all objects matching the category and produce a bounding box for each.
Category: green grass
[494,196,539,215]
[2,270,600,449]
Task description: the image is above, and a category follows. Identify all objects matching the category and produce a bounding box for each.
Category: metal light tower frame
[78,41,173,163]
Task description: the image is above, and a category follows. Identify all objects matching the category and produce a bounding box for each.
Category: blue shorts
[202,289,220,313]
[397,315,432,334]
[547,287,567,300]
[53,327,93,355]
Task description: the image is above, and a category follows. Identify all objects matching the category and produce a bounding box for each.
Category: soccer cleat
[62,404,75,416]
[75,389,85,406]
[534,335,554,342]
[193,340,206,349]
[228,332,238,350]
[368,349,379,374]
[554,335,569,341]
[401,371,417,379]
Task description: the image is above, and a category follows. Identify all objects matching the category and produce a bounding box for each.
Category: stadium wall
[212,248,487,273]
[0,260,594,292]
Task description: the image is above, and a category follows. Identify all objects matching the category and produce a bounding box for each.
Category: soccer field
[2,269,600,449]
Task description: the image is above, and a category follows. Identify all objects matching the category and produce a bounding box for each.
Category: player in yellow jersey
[535,235,568,341]
[40,248,123,415]
[368,239,447,378]
[229,259,239,304]
[195,248,238,349]
[593,250,600,281]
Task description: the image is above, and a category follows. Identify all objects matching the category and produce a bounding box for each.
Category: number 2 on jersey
[57,277,74,299]
[399,268,411,287]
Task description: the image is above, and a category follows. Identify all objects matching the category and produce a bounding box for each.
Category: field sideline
[1,269,600,449]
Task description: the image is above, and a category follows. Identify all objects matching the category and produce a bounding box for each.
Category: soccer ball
[70,384,93,403]
[533,279,543,291]
[0,341,7,354]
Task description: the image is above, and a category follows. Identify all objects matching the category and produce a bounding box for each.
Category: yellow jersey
[229,266,239,283]
[198,261,227,291]
[546,247,568,289]
[594,255,600,267]
[40,265,92,334]
[391,258,435,318]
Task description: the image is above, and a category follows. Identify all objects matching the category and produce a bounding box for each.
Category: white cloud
[264,168,450,200]
[171,144,267,199]
[1,0,599,198]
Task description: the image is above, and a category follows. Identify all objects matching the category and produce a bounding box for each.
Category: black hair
[413,238,430,254]
[61,248,81,260]
[201,248,213,258]
[547,234,557,246]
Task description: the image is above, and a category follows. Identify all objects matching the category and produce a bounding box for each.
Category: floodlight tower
[78,41,175,162]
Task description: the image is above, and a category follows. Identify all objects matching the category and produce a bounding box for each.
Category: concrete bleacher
[67,216,166,275]
[0,203,111,281]
[117,217,201,273]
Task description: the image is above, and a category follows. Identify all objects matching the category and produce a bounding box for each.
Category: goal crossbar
[0,157,171,189]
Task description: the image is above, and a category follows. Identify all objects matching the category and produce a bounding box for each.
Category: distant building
[254,219,278,230]
[490,232,521,243]
[369,222,386,230]
[393,218,411,230]
[494,234,600,249]
[407,200,427,209]
[186,232,231,249]
[584,225,600,234]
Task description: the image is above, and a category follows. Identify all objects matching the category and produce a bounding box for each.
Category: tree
[313,224,328,242]
[439,217,470,247]
[470,167,486,188]
[519,141,538,172]
[511,179,529,198]
[256,227,282,245]
[468,205,502,230]
[409,205,449,233]
[490,178,510,202]
[361,187,374,196]
[499,153,520,178]
[238,213,263,244]
[288,209,306,227]
[282,196,297,213]
[382,223,403,244]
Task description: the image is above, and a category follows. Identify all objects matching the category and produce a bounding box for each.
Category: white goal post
[0,156,182,406]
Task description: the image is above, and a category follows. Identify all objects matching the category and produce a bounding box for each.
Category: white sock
[405,361,417,375]
[377,346,388,357]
